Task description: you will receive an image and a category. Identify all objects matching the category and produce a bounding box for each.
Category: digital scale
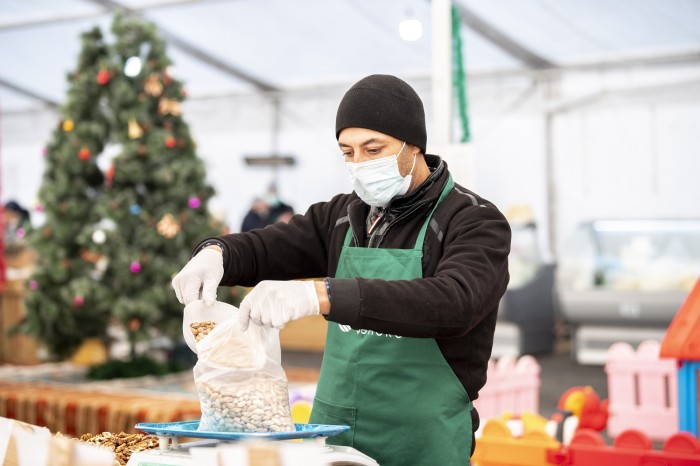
[126,421,379,466]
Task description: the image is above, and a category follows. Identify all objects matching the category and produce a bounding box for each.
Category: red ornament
[128,318,141,332]
[165,136,177,149]
[73,295,85,307]
[105,164,115,188]
[96,69,111,85]
[79,147,91,161]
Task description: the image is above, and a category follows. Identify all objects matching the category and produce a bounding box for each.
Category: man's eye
[367,148,380,155]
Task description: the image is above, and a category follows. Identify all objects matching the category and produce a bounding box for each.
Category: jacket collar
[346,154,448,245]
[389,154,445,210]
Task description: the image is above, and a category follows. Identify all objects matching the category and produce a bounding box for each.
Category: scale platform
[127,421,379,466]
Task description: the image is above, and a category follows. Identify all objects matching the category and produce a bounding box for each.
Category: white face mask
[345,142,416,208]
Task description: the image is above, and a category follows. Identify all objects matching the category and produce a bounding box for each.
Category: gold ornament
[72,338,108,366]
[158,97,182,116]
[81,249,103,264]
[157,213,181,238]
[144,73,163,96]
[128,118,143,139]
[62,119,74,132]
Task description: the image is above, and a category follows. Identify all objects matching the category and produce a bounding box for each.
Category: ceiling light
[399,17,423,41]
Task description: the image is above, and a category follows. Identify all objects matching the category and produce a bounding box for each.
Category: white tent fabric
[1,0,699,111]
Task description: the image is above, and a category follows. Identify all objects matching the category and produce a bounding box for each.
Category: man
[172,74,511,465]
[240,197,270,232]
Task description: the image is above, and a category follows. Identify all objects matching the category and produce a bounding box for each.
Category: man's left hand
[239,280,320,330]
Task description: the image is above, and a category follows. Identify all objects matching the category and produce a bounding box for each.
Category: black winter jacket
[198,155,511,403]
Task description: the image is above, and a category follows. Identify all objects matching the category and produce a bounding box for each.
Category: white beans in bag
[183,300,295,433]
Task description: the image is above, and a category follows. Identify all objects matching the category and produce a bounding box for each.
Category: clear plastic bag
[183,300,295,433]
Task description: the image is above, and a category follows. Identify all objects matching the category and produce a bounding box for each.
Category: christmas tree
[87,13,228,361]
[23,27,114,359]
[23,14,231,367]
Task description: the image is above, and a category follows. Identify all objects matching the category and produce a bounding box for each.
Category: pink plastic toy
[605,339,678,440]
[473,355,541,422]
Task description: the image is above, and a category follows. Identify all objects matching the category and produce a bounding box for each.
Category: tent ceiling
[1,0,699,111]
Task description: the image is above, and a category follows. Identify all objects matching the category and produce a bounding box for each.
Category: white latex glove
[239,280,320,330]
[171,248,224,306]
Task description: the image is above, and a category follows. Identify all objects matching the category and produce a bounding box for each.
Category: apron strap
[342,221,354,247]
[414,175,453,251]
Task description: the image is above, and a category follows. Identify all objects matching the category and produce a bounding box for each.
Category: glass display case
[557,219,700,364]
[507,221,542,290]
[492,221,557,357]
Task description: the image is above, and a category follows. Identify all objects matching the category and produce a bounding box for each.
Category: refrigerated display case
[557,219,700,364]
[492,221,557,357]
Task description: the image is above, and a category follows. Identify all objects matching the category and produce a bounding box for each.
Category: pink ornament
[42,147,47,156]
[35,203,44,212]
[73,295,85,307]
[28,280,39,290]
[16,228,26,239]
[188,196,201,209]
[130,261,142,273]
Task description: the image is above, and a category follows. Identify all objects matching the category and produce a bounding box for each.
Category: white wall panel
[553,100,700,256]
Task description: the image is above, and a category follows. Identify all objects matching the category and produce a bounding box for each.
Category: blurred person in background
[240,190,294,232]
[265,185,295,224]
[173,74,511,465]
[240,197,271,232]
[271,204,294,224]
[3,200,31,250]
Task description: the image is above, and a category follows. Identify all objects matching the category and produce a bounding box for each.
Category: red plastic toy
[548,429,700,466]
[557,386,609,432]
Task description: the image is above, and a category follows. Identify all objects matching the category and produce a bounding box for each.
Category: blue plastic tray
[135,421,349,441]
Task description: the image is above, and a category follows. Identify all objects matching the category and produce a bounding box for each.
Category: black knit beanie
[336,74,427,154]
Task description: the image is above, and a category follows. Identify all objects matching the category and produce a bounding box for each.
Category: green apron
[309,176,472,465]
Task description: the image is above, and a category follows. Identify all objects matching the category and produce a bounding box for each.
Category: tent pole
[431,0,452,147]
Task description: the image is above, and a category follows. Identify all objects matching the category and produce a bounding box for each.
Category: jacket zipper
[368,226,380,248]
[369,216,393,248]
[367,209,385,248]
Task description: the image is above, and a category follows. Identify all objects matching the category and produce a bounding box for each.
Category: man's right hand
[172,247,224,306]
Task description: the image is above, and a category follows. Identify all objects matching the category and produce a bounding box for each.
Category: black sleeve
[193,194,350,287]
[326,204,511,338]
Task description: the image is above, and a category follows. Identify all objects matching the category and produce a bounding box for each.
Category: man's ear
[408,143,422,157]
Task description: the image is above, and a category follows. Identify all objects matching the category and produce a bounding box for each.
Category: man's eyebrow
[338,138,386,148]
